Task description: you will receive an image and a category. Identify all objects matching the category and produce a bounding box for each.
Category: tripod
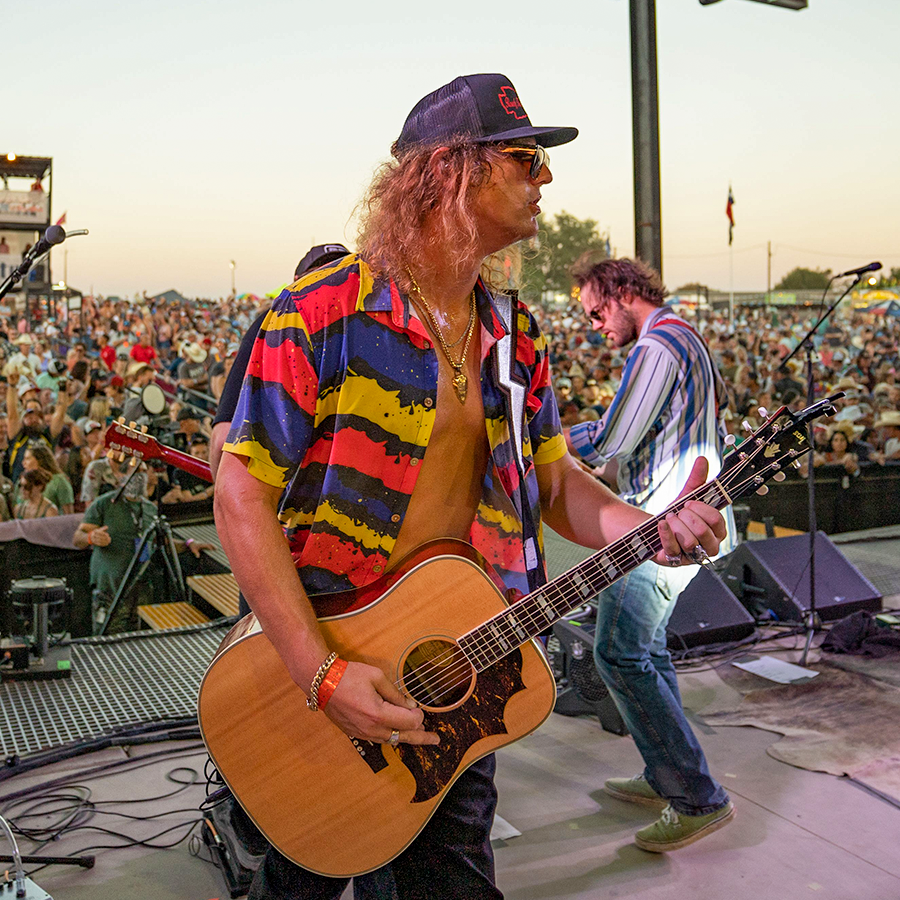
[778,276,858,666]
[97,510,186,637]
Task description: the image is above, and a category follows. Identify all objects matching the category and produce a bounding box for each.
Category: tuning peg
[106,449,114,460]
[792,460,803,469]
[757,407,768,419]
[140,425,148,434]
[724,434,736,446]
[117,451,125,462]
[129,421,137,429]
[129,457,139,467]
[773,471,786,482]
[756,485,769,496]
[117,416,125,424]
[742,420,753,433]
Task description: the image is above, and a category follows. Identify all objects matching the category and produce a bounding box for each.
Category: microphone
[25,225,66,261]
[833,261,881,279]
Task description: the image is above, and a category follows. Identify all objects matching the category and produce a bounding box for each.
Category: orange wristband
[316,658,348,711]
[87,531,94,545]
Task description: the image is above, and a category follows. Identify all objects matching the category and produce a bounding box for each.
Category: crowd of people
[538,301,900,468]
[2,277,899,524]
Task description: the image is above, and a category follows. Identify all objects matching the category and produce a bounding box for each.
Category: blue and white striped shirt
[570,308,734,548]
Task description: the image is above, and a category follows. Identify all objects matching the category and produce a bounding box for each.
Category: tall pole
[630,0,663,277]
[767,241,772,305]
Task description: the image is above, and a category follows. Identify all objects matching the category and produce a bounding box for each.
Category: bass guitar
[197,398,837,877]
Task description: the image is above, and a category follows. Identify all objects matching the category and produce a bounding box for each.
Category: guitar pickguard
[395,648,525,803]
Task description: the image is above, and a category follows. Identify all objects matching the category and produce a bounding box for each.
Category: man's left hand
[655,457,727,567]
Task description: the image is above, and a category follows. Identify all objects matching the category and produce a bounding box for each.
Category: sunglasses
[498,145,549,180]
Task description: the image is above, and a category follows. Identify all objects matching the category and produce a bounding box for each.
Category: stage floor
[3,526,899,899]
[4,643,898,900]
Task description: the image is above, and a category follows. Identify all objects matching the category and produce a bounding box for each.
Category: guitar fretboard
[458,480,730,672]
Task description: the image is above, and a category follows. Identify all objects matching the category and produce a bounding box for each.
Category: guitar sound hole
[401,639,473,711]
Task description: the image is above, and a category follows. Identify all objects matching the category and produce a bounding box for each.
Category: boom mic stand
[778,276,858,666]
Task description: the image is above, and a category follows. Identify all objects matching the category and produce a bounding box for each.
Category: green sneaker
[603,774,667,809]
[635,802,735,852]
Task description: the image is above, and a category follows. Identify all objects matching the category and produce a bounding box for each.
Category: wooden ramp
[187,572,240,617]
[137,601,210,630]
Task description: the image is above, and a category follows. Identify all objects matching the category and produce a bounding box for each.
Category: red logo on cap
[498,86,527,120]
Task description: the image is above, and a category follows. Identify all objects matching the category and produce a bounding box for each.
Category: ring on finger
[664,553,682,567]
[388,729,401,749]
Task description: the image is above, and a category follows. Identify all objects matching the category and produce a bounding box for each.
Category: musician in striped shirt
[567,256,737,853]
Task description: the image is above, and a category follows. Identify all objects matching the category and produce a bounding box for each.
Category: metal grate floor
[0,621,231,758]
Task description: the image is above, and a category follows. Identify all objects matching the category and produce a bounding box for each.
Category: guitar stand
[98,514,186,636]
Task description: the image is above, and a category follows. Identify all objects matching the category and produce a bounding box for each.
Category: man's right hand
[320,660,440,748]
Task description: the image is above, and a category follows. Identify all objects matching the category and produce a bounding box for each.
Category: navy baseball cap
[294,243,350,280]
[395,74,578,153]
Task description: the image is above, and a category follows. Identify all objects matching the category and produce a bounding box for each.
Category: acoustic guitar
[196,398,836,877]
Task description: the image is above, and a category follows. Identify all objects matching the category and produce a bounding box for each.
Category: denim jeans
[248,754,503,900]
[593,560,729,816]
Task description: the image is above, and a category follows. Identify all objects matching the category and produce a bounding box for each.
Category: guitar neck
[154,443,213,482]
[458,478,731,672]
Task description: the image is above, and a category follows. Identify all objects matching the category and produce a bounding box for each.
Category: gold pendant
[452,371,468,403]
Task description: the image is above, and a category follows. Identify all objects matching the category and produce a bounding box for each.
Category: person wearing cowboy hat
[8,334,41,374]
[177,342,209,395]
[872,410,900,463]
[121,361,159,423]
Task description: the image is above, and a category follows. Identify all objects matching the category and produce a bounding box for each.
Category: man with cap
[4,370,67,485]
[566,255,736,852]
[215,74,725,899]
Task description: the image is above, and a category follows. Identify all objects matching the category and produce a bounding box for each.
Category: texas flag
[726,187,734,246]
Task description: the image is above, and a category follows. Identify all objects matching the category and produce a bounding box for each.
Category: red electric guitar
[103,419,213,482]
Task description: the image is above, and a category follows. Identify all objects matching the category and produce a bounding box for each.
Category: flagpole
[729,243,734,326]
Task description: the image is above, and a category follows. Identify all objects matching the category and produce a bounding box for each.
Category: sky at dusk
[4,0,898,299]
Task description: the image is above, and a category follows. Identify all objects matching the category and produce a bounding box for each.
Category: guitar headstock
[104,418,165,467]
[718,393,844,502]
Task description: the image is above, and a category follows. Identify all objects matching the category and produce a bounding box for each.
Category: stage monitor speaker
[720,531,881,623]
[666,567,756,649]
[547,618,628,736]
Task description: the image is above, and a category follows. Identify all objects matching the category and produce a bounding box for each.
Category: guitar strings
[394,448,787,709]
[396,450,780,708]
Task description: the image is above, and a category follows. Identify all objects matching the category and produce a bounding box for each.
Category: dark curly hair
[570,255,667,308]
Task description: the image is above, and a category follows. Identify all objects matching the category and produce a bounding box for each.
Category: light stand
[778,276,858,666]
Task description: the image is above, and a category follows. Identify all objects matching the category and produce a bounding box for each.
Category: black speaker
[720,532,882,623]
[666,567,756,649]
[547,618,628,736]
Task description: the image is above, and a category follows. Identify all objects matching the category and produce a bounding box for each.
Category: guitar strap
[493,292,542,591]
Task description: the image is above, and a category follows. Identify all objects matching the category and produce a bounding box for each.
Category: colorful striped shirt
[569,307,734,546]
[223,254,567,605]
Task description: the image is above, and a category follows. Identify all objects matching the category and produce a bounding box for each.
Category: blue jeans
[593,561,729,816]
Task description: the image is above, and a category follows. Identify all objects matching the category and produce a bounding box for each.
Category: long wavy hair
[357,140,512,293]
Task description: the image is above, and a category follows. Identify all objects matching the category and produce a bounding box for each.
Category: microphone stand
[779,276,858,666]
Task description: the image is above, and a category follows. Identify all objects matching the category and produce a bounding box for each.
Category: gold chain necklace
[407,271,478,404]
